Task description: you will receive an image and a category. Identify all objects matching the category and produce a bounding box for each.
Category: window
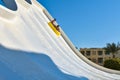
[86,51,91,56]
[88,58,91,60]
[81,51,85,55]
[98,51,103,55]
[92,58,97,63]
[105,51,110,55]
[92,51,96,55]
[98,58,103,63]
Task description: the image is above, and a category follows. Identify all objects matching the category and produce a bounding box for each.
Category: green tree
[104,42,120,58]
[104,58,120,70]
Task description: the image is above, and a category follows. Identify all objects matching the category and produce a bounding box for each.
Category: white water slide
[0,0,120,80]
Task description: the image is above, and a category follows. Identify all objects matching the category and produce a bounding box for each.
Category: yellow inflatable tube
[48,22,61,36]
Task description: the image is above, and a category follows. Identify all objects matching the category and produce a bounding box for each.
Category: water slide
[0,0,120,80]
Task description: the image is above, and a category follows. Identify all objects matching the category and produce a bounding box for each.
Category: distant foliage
[104,42,120,58]
[104,58,120,71]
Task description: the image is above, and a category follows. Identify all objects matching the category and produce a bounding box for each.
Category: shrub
[104,58,120,71]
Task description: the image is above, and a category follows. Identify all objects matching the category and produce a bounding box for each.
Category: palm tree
[104,42,120,58]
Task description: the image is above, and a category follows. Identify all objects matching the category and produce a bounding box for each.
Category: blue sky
[38,0,120,48]
[0,0,120,48]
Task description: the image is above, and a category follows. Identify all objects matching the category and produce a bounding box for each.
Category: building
[116,50,120,58]
[80,48,112,66]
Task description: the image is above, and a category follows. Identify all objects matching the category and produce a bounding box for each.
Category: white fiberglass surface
[0,0,120,80]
